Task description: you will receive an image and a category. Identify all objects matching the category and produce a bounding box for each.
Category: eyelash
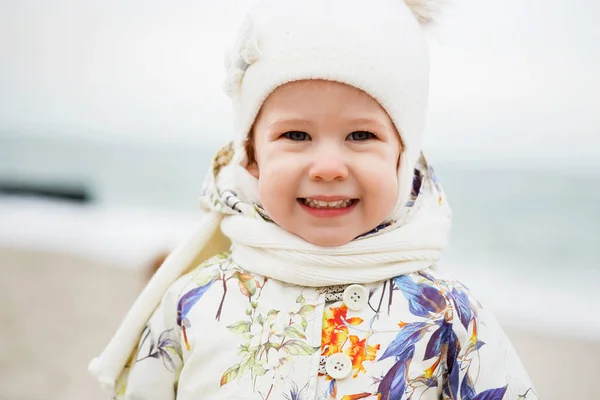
[281,131,377,141]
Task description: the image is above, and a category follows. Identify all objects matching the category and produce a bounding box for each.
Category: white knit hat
[223,0,436,210]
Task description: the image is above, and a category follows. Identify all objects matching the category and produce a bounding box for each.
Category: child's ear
[246,161,259,179]
[243,133,259,178]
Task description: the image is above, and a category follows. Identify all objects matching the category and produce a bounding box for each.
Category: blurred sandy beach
[1,246,598,400]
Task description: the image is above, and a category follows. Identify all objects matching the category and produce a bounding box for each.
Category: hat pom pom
[223,68,245,97]
[240,44,260,65]
[222,15,261,98]
[403,0,441,25]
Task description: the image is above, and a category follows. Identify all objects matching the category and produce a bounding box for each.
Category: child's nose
[308,150,349,181]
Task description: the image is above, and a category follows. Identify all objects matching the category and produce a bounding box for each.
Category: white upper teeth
[303,198,353,208]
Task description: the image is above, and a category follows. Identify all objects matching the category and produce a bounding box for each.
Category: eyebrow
[267,117,391,130]
[347,118,392,132]
[267,118,313,130]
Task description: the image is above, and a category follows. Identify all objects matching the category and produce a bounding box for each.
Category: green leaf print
[280,340,320,356]
[220,280,319,392]
[227,321,251,334]
[300,317,308,332]
[263,341,282,352]
[266,309,280,323]
[220,364,240,387]
[239,350,257,374]
[298,304,316,317]
[253,364,267,376]
[284,326,307,339]
[245,279,257,296]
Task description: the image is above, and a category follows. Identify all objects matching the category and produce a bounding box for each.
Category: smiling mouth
[299,198,358,209]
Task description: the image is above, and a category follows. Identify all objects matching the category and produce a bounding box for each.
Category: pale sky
[1,0,599,163]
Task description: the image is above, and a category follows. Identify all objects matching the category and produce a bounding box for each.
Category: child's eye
[282,131,310,141]
[347,131,376,141]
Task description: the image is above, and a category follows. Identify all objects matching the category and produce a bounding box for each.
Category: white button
[325,353,353,380]
[342,284,368,311]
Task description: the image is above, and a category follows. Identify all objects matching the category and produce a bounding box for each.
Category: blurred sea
[1,133,599,338]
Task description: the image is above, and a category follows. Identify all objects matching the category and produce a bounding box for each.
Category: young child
[90,1,539,399]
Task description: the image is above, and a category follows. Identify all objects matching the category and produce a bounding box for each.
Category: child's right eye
[282,131,310,141]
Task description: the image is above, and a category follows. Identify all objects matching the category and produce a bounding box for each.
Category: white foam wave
[0,195,200,270]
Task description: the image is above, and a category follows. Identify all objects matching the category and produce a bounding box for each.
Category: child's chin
[298,231,355,248]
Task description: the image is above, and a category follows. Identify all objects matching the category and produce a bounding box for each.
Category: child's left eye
[282,131,310,141]
[347,131,376,141]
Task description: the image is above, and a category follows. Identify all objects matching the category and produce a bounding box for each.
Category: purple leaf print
[393,276,446,318]
[135,327,182,372]
[379,322,429,361]
[450,287,473,330]
[446,329,461,371]
[177,279,216,328]
[444,330,461,400]
[177,279,216,351]
[417,270,436,283]
[460,375,477,400]
[156,329,182,372]
[378,346,415,400]
[283,381,310,400]
[323,379,337,400]
[424,320,451,360]
[405,169,422,207]
[412,375,439,389]
[472,386,508,400]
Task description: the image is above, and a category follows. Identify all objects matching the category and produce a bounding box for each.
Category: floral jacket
[113,252,538,400]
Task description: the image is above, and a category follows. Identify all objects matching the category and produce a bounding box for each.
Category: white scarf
[223,201,448,286]
[88,142,452,391]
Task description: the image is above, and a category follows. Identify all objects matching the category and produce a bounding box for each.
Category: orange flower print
[326,304,363,328]
[346,335,380,378]
[321,305,363,356]
[320,304,379,379]
[322,326,348,356]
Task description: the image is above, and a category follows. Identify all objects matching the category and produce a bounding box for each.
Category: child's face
[246,80,402,247]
